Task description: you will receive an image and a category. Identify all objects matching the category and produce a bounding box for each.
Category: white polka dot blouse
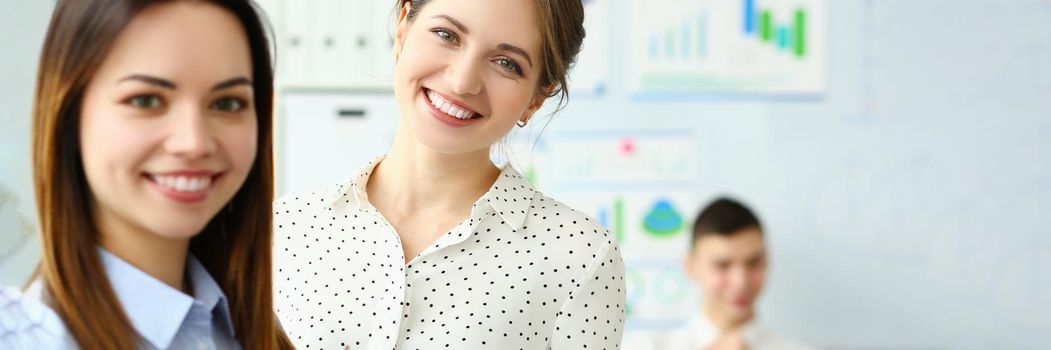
[273,158,627,349]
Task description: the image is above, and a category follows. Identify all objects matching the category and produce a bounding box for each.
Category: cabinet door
[274,0,396,89]
[280,93,398,194]
[279,0,315,86]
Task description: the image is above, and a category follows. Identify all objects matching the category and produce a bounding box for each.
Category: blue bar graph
[743,0,809,58]
[681,21,691,58]
[744,0,756,34]
[778,26,790,50]
[698,13,707,58]
[666,29,675,58]
[646,9,710,61]
[649,34,659,59]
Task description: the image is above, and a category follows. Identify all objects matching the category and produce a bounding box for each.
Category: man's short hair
[690,197,763,247]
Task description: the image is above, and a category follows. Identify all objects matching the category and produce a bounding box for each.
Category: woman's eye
[432,28,457,43]
[211,98,247,113]
[495,58,522,75]
[128,95,162,109]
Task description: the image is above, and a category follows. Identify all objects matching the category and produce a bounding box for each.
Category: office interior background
[1,0,1049,348]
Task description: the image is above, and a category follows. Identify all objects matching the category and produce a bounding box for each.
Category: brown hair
[395,0,586,111]
[31,0,291,349]
[690,197,764,248]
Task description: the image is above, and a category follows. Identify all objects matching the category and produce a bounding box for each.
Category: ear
[682,252,700,282]
[519,86,553,125]
[394,1,412,60]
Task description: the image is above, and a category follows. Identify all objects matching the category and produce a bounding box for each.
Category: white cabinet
[267,0,396,90]
[278,93,399,195]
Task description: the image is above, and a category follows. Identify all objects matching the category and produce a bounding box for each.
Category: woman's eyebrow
[498,43,533,67]
[212,77,252,91]
[117,74,176,89]
[432,14,469,34]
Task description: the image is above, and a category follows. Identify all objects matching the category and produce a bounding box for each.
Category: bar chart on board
[627,0,825,97]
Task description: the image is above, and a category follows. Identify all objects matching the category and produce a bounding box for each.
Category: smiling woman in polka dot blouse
[272,0,626,349]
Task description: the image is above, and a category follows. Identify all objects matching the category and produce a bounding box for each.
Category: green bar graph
[760,11,773,42]
[794,9,806,57]
[614,197,624,242]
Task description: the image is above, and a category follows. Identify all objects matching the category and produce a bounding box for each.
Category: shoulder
[0,286,76,349]
[273,183,348,241]
[523,192,622,267]
[274,183,345,214]
[528,192,618,243]
[749,324,816,350]
[275,157,380,216]
[272,182,366,285]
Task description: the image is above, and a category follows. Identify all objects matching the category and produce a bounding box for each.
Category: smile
[425,88,481,120]
[150,174,213,193]
[144,171,222,204]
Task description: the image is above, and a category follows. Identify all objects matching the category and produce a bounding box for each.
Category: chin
[410,121,491,155]
[145,220,212,241]
[727,306,755,320]
[415,134,483,155]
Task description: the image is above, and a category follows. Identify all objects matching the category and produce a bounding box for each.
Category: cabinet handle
[337,109,366,118]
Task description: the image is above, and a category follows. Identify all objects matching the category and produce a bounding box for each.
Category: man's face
[685,227,768,323]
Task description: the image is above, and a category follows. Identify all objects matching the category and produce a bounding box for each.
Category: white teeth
[151,174,212,193]
[427,90,476,120]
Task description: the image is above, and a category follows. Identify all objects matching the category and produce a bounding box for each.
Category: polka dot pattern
[273,159,626,349]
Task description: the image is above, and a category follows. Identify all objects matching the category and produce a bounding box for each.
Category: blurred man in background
[627,197,811,350]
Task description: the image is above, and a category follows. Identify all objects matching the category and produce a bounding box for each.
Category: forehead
[693,227,766,258]
[93,2,252,82]
[414,0,542,53]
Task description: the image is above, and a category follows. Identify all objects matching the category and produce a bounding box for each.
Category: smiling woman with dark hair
[0,1,292,349]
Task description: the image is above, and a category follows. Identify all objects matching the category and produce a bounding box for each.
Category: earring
[517,120,527,128]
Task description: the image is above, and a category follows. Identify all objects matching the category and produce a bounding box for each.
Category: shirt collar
[98,247,235,349]
[186,252,237,339]
[326,156,537,232]
[687,314,719,347]
[479,163,537,232]
[327,156,383,210]
[688,314,761,348]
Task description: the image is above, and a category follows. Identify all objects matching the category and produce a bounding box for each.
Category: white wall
[543,1,1051,348]
[0,0,53,285]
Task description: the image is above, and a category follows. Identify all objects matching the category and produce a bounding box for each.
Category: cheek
[395,35,442,80]
[748,268,767,290]
[220,118,258,172]
[79,105,152,183]
[700,269,730,292]
[485,83,539,129]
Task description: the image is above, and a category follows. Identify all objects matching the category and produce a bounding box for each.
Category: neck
[703,303,754,333]
[368,128,501,215]
[96,214,190,293]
